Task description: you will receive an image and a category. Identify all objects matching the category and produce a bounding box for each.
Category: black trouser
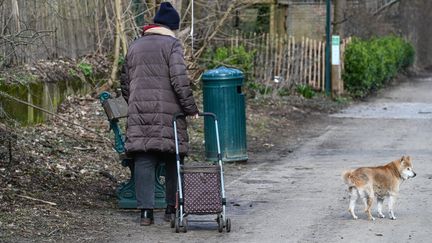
[134,152,177,209]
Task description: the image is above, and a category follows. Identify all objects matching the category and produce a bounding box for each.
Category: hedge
[343,36,415,98]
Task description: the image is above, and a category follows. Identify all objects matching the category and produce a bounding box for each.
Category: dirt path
[104,74,431,243]
[5,74,429,242]
[0,88,342,242]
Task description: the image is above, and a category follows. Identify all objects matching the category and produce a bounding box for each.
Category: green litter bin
[202,66,248,162]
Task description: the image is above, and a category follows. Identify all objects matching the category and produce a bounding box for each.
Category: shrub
[296,84,315,99]
[402,41,415,68]
[202,45,260,96]
[343,38,374,97]
[204,45,255,79]
[78,62,93,77]
[343,36,415,98]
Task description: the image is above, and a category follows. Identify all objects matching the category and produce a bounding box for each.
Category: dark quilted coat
[120,27,198,155]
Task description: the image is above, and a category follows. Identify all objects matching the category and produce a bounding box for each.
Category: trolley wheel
[181,218,188,233]
[217,215,223,233]
[225,218,231,232]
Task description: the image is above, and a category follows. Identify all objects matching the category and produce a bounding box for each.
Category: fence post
[277,34,284,79]
[286,36,291,86]
[308,38,313,87]
[282,35,288,84]
[264,33,271,94]
[292,36,296,87]
[304,38,309,85]
[317,40,322,90]
[274,33,279,79]
[300,37,304,84]
[227,31,346,94]
[235,29,239,48]
[313,39,317,89]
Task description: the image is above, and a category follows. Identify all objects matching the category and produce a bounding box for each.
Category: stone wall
[285,3,328,40]
[346,3,399,38]
[343,0,432,69]
[400,0,432,69]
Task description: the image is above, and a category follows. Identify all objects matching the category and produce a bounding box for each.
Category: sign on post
[331,35,343,95]
[331,35,340,65]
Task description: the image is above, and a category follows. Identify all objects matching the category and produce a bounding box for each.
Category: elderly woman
[120,2,199,226]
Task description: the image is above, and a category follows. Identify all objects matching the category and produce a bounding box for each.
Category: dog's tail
[342,170,355,186]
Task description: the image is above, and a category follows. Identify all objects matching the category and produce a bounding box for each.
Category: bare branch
[193,1,240,59]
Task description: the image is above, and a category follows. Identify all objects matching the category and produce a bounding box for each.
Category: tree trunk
[269,2,276,37]
[11,0,20,33]
[333,0,347,38]
[119,1,127,57]
[109,0,122,88]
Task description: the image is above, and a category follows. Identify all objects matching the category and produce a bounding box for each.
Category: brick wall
[285,3,328,40]
[344,1,400,39]
[343,0,432,69]
[400,0,432,69]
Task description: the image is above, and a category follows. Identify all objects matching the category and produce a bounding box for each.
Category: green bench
[99,91,166,208]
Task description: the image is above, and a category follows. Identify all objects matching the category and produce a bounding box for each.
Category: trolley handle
[173,111,222,162]
[173,112,217,122]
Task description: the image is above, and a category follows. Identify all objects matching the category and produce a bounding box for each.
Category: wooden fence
[0,0,146,66]
[217,32,351,94]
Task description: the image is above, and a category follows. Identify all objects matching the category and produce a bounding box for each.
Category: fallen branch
[73,146,96,151]
[16,194,57,206]
[47,228,60,237]
[99,170,117,183]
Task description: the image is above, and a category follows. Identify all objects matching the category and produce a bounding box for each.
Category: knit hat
[153,2,180,30]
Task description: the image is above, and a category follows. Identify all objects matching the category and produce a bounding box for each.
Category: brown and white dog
[342,156,416,220]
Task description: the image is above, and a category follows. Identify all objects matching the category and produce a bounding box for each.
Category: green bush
[204,45,255,78]
[203,45,260,96]
[78,62,93,77]
[296,84,315,99]
[343,36,415,98]
[248,81,268,96]
[402,41,415,68]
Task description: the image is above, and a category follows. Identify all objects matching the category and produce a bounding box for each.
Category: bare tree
[333,0,347,38]
[0,0,261,80]
[109,0,123,88]
[11,0,20,33]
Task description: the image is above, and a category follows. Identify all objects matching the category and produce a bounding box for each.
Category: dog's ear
[400,156,405,165]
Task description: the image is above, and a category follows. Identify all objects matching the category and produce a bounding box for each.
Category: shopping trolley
[171,112,231,233]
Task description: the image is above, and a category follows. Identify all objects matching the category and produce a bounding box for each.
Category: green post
[325,0,332,96]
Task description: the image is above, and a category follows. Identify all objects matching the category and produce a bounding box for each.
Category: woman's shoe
[140,209,154,226]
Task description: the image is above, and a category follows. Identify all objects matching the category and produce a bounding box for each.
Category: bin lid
[202,66,244,81]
